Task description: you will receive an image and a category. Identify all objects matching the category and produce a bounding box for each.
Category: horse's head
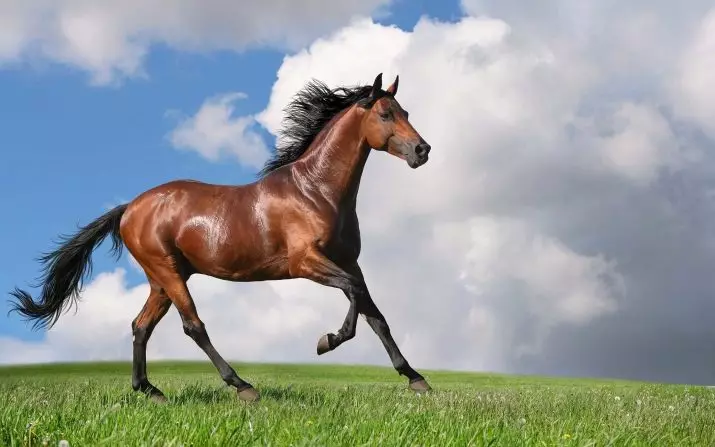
[358,73,430,169]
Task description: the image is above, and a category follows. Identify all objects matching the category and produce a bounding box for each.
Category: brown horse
[9,73,432,402]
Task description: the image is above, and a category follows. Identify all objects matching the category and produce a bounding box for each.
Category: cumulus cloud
[167,92,269,169]
[6,2,715,386]
[0,0,391,85]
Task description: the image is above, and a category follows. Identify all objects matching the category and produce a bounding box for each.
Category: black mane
[258,79,374,177]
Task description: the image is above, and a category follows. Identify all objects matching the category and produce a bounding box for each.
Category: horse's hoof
[409,378,432,394]
[316,333,336,355]
[237,386,260,403]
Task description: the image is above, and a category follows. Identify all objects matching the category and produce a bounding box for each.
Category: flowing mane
[258,80,374,177]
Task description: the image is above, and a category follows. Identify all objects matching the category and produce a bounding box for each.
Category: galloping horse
[9,73,432,402]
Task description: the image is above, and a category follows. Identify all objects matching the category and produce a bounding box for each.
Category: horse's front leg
[291,248,431,393]
[344,263,431,393]
[290,246,362,354]
[316,295,357,355]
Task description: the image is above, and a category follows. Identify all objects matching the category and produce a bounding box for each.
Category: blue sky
[0,1,459,343]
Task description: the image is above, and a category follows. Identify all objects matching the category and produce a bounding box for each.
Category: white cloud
[6,3,715,385]
[433,216,623,357]
[0,0,391,85]
[672,9,715,139]
[167,92,269,169]
[591,102,681,186]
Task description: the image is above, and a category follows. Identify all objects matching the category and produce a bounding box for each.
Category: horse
[8,73,433,403]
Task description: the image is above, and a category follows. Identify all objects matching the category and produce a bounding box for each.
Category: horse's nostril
[415,143,431,156]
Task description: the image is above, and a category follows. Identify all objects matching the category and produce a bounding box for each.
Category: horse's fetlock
[132,379,145,392]
[340,328,355,341]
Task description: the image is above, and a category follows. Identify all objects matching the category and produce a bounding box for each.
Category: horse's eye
[379,111,391,120]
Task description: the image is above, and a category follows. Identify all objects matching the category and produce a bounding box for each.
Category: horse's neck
[292,107,370,208]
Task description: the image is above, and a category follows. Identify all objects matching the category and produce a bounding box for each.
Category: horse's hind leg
[150,264,260,403]
[131,283,172,402]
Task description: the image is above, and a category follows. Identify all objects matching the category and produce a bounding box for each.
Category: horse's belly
[176,222,288,281]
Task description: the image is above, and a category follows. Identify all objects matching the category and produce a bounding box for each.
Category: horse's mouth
[407,154,428,169]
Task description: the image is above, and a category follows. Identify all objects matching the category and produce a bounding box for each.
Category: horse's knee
[132,378,146,391]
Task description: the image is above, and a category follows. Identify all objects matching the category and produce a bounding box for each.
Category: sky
[1,0,715,386]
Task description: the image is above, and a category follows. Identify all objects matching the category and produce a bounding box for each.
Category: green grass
[0,361,713,446]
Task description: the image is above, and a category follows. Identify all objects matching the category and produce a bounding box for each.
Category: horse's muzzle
[407,142,431,168]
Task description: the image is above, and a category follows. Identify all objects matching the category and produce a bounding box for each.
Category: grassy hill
[0,361,712,446]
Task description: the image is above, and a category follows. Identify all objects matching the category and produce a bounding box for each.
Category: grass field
[0,361,713,446]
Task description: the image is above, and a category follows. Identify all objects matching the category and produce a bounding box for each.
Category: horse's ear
[386,75,399,96]
[370,73,383,98]
[358,72,384,109]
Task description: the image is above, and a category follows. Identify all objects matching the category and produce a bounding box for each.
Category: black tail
[8,204,128,331]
